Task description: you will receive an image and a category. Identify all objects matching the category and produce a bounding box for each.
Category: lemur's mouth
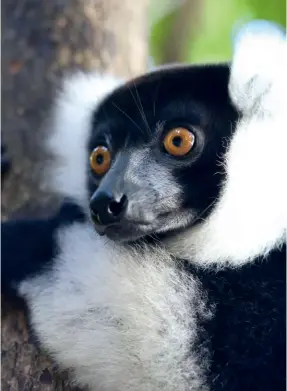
[91,219,155,242]
[90,209,160,242]
[91,210,197,244]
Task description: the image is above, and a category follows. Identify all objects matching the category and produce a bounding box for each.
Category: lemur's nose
[90,191,128,226]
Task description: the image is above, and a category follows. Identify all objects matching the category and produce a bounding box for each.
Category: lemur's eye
[163,127,195,156]
[90,146,111,176]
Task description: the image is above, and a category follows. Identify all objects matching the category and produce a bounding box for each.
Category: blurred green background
[149,0,286,65]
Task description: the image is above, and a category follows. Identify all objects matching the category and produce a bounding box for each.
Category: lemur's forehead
[90,63,236,149]
[96,63,232,117]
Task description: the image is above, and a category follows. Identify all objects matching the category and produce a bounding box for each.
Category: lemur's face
[88,65,238,242]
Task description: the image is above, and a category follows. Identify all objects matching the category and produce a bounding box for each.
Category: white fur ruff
[20,223,209,391]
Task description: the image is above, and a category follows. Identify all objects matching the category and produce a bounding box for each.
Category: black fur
[182,245,286,391]
[1,200,86,298]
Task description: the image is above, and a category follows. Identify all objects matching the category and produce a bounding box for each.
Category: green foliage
[149,0,286,65]
[149,10,176,65]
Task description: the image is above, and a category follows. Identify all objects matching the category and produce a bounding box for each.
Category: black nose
[90,191,128,226]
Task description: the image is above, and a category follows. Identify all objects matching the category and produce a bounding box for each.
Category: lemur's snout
[90,191,128,226]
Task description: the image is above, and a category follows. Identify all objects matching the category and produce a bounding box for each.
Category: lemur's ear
[229,20,286,114]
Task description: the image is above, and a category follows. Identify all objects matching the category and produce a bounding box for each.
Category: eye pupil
[96,154,104,165]
[172,136,182,148]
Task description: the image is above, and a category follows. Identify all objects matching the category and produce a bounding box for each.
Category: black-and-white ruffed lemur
[1,25,286,391]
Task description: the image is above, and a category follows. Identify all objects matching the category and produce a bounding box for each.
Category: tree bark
[1,1,148,390]
[160,0,202,64]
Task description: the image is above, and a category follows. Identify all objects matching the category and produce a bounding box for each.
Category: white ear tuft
[44,72,123,207]
[229,21,286,114]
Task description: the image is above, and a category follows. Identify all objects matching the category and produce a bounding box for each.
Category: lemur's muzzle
[90,190,128,227]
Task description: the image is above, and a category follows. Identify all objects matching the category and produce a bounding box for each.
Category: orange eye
[90,146,111,176]
[163,127,195,156]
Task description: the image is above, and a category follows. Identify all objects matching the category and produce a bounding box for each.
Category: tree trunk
[1,1,148,390]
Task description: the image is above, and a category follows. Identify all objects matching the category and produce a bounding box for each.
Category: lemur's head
[85,65,237,242]
[46,23,285,260]
[47,64,237,243]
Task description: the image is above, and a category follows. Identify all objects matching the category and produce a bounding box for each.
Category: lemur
[1,25,286,391]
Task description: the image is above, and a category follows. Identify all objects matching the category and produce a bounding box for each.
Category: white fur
[45,72,123,208]
[229,27,286,115]
[20,223,209,391]
[166,29,287,266]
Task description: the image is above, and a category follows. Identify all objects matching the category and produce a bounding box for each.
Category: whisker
[193,199,217,224]
[146,233,162,246]
[127,85,146,131]
[127,83,151,137]
[132,81,152,135]
[112,102,142,133]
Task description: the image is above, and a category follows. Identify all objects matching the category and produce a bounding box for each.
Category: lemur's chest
[19,224,208,391]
